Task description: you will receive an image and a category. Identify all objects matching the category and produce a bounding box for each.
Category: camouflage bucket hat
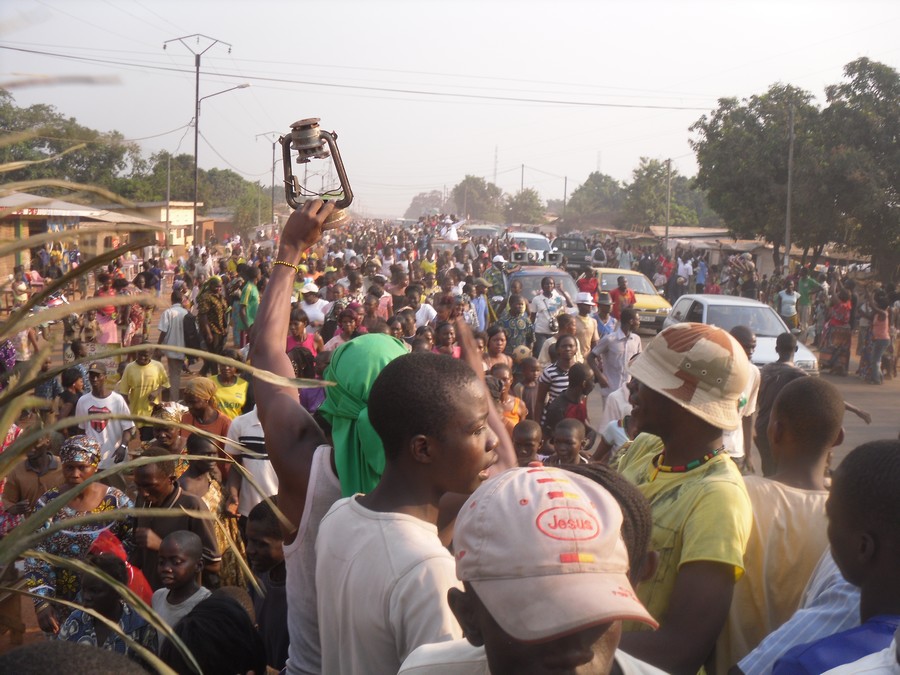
[629,322,750,430]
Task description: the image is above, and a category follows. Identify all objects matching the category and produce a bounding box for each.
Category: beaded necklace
[650,446,725,482]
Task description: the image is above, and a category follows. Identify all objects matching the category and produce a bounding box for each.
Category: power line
[0,44,714,111]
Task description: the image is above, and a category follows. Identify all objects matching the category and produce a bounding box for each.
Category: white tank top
[284,444,342,675]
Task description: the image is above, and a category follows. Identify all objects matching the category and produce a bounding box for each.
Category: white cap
[493,254,506,264]
[454,466,657,642]
[575,292,596,306]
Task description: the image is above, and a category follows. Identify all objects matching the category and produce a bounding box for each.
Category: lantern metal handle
[280,118,353,211]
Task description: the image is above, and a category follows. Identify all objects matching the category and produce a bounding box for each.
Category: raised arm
[249,200,334,541]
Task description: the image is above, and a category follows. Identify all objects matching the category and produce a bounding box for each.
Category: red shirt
[609,288,636,319]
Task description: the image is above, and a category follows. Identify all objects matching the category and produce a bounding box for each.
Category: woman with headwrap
[24,435,134,635]
[145,401,189,476]
[180,377,232,479]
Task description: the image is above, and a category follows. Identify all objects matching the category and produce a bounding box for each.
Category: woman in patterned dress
[25,436,133,635]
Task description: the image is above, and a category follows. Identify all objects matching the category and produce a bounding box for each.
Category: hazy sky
[1,0,898,219]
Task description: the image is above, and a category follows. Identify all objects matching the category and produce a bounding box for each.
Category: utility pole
[164,34,233,247]
[256,132,280,227]
[783,105,795,273]
[562,176,567,221]
[665,158,672,253]
[165,154,171,248]
[493,146,498,185]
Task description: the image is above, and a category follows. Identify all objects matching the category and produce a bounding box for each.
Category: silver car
[663,294,819,375]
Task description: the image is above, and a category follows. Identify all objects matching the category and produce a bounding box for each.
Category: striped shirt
[738,550,860,675]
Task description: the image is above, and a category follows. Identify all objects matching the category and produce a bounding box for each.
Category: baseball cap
[628,322,750,430]
[596,292,612,305]
[454,466,658,642]
[300,283,319,295]
[492,254,506,264]
[575,292,596,306]
[87,362,108,375]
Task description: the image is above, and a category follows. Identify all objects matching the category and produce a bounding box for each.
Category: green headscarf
[317,333,408,497]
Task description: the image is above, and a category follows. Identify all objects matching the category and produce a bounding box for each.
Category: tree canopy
[505,188,544,224]
[690,58,899,279]
[0,90,268,236]
[449,175,504,222]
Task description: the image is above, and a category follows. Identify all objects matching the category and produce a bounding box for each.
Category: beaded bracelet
[273,260,300,274]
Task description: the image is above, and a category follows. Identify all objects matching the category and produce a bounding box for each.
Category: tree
[621,158,698,229]
[0,89,145,198]
[564,172,624,228]
[821,58,900,281]
[690,84,831,267]
[404,190,446,219]
[505,188,544,224]
[449,175,503,222]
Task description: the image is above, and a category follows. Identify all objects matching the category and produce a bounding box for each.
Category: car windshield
[511,273,578,301]
[599,273,657,295]
[509,235,551,251]
[554,239,588,252]
[706,305,786,337]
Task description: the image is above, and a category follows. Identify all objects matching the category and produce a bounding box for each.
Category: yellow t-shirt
[617,433,752,630]
[116,360,170,422]
[211,376,249,420]
[715,476,829,673]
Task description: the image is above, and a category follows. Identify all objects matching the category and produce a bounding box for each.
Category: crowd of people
[0,201,898,674]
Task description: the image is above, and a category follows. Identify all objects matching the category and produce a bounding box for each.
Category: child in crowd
[512,356,540,420]
[151,531,211,635]
[81,309,100,344]
[246,498,289,671]
[717,376,845,672]
[772,440,900,674]
[543,418,589,467]
[489,363,527,436]
[541,362,595,444]
[511,419,542,467]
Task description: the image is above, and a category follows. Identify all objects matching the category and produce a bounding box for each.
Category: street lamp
[193,83,250,246]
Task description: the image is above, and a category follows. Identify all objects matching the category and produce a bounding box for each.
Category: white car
[507,231,552,258]
[663,294,819,375]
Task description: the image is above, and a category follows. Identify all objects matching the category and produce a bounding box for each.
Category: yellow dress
[201,477,248,588]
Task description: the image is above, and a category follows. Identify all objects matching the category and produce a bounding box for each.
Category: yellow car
[591,267,672,333]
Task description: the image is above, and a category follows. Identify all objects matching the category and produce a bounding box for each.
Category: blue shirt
[596,314,618,338]
[772,615,900,675]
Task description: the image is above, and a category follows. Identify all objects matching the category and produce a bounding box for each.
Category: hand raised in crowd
[278,199,336,261]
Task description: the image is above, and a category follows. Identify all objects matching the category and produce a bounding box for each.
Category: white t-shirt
[716,476,829,673]
[284,444,342,675]
[300,299,330,329]
[152,586,211,629]
[601,418,632,457]
[225,407,277,517]
[722,362,760,459]
[399,640,667,674]
[315,496,463,675]
[158,303,189,359]
[74,391,135,469]
[530,291,567,334]
[416,303,438,327]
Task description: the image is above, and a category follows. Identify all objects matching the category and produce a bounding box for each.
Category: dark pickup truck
[551,236,606,271]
